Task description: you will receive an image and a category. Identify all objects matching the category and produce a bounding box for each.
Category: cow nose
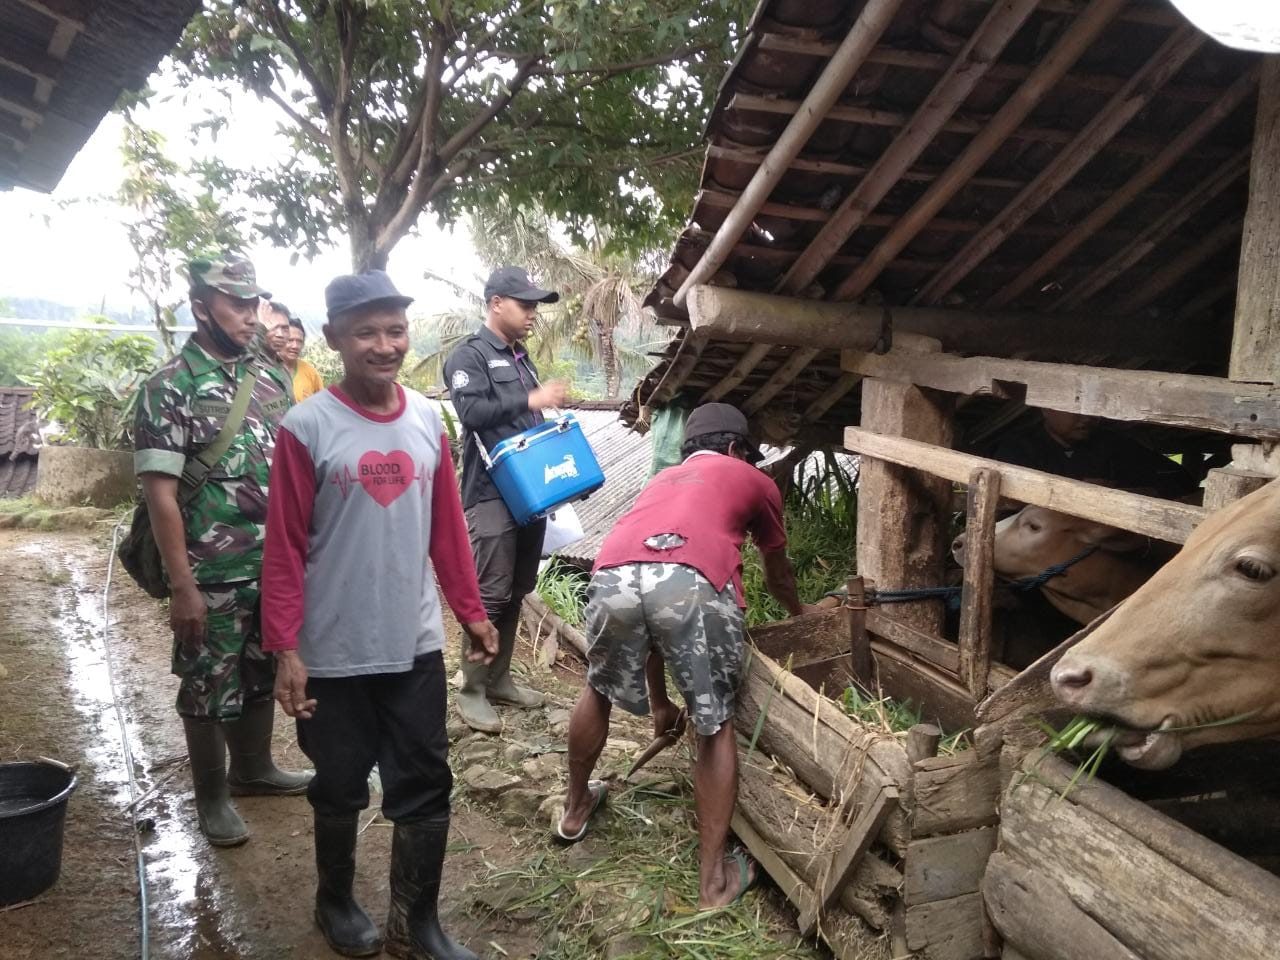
[952,533,966,560]
[1053,663,1093,690]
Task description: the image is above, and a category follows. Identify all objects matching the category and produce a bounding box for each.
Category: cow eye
[1026,521,1041,533]
[1235,557,1275,583]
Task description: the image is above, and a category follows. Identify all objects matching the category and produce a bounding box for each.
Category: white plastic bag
[541,503,585,556]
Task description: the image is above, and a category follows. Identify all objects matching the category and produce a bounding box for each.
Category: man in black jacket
[444,267,567,732]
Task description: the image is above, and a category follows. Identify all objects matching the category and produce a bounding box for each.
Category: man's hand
[528,381,568,411]
[462,619,499,664]
[274,650,317,719]
[169,582,207,649]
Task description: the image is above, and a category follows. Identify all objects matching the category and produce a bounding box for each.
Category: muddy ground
[0,528,847,959]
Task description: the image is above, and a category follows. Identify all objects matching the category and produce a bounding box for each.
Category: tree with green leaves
[172,1,744,271]
[117,119,246,355]
[415,202,656,398]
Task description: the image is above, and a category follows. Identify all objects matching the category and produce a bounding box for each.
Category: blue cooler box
[487,413,605,525]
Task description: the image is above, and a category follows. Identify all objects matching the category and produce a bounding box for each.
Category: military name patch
[487,359,510,368]
[192,400,233,419]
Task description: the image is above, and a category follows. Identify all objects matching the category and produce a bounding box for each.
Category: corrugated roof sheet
[558,407,652,565]
[0,387,40,497]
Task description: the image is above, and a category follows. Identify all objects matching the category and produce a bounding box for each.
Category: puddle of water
[28,539,225,957]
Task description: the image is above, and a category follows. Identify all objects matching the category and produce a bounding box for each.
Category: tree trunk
[600,328,619,398]
[350,217,389,272]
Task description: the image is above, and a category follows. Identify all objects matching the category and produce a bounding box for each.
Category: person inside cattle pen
[443,266,569,733]
[133,252,310,849]
[261,270,498,959]
[559,402,821,909]
[993,408,1198,499]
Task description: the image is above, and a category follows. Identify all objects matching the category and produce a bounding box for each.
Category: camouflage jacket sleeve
[133,373,190,478]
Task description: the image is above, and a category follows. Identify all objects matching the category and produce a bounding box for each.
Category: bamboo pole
[987,67,1260,309]
[775,0,1043,296]
[670,0,907,308]
[911,23,1206,307]
[831,0,1129,302]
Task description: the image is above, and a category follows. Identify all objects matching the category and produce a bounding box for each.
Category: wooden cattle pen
[610,0,1280,957]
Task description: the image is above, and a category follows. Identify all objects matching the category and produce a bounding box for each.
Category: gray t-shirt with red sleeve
[261,384,486,678]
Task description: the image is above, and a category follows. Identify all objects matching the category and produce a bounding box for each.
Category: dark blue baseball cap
[325,270,415,320]
[483,266,560,304]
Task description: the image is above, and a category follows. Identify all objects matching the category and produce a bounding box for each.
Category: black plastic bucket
[0,760,77,905]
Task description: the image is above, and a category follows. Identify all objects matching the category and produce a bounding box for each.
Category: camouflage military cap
[186,253,271,299]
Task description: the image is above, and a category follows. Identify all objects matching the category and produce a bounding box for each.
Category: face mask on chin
[196,307,247,358]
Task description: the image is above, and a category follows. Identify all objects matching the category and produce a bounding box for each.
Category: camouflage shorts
[172,581,275,721]
[584,562,744,736]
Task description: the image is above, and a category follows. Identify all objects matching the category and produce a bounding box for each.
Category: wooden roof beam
[685,285,1214,366]
[644,329,708,406]
[841,349,1280,441]
[671,0,907,308]
[741,347,822,414]
[1054,148,1251,310]
[910,23,1205,307]
[986,65,1259,310]
[697,187,1123,238]
[802,372,862,422]
[756,37,1219,104]
[1113,218,1243,316]
[776,0,1042,296]
[702,342,773,402]
[0,84,42,124]
[0,114,30,148]
[727,93,1208,158]
[832,0,1129,302]
[0,36,63,84]
[14,0,90,29]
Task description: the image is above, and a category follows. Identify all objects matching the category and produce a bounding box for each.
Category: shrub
[23,324,157,450]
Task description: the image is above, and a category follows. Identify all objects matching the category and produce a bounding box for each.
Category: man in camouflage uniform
[134,252,310,847]
[558,403,818,909]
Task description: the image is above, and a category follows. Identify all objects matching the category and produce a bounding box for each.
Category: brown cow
[952,506,1165,625]
[1052,479,1280,770]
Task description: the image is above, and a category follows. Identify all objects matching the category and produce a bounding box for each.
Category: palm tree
[414,202,657,399]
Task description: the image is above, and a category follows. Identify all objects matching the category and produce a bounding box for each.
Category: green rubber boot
[182,717,249,847]
[456,660,501,734]
[225,700,313,796]
[485,606,544,709]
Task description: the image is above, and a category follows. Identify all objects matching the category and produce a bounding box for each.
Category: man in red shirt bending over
[559,403,816,909]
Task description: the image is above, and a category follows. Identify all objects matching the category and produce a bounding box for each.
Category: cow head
[953,506,1156,624]
[1051,480,1280,769]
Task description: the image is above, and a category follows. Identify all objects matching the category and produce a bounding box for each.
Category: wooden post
[847,576,873,694]
[1231,56,1280,384]
[1202,467,1271,511]
[856,367,955,636]
[906,724,942,765]
[959,468,1001,698]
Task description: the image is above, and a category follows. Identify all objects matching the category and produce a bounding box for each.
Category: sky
[0,68,487,330]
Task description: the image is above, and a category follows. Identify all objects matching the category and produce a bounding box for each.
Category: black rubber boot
[384,814,478,960]
[225,699,313,796]
[182,717,249,847]
[484,605,543,709]
[314,814,383,957]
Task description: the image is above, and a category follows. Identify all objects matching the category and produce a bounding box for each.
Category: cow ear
[1081,524,1149,554]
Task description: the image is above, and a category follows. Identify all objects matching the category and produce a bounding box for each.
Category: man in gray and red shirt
[263,270,495,960]
[559,403,818,910]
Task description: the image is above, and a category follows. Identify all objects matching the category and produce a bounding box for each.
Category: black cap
[684,402,763,463]
[325,270,414,320]
[483,266,560,304]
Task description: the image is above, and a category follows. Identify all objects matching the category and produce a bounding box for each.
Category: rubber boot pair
[225,699,313,796]
[182,702,311,847]
[456,606,543,734]
[314,815,382,957]
[385,813,478,960]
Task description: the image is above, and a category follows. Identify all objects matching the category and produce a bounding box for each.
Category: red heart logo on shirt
[357,450,415,507]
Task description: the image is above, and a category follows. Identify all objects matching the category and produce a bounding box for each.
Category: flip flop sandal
[554,780,608,844]
[724,845,760,904]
